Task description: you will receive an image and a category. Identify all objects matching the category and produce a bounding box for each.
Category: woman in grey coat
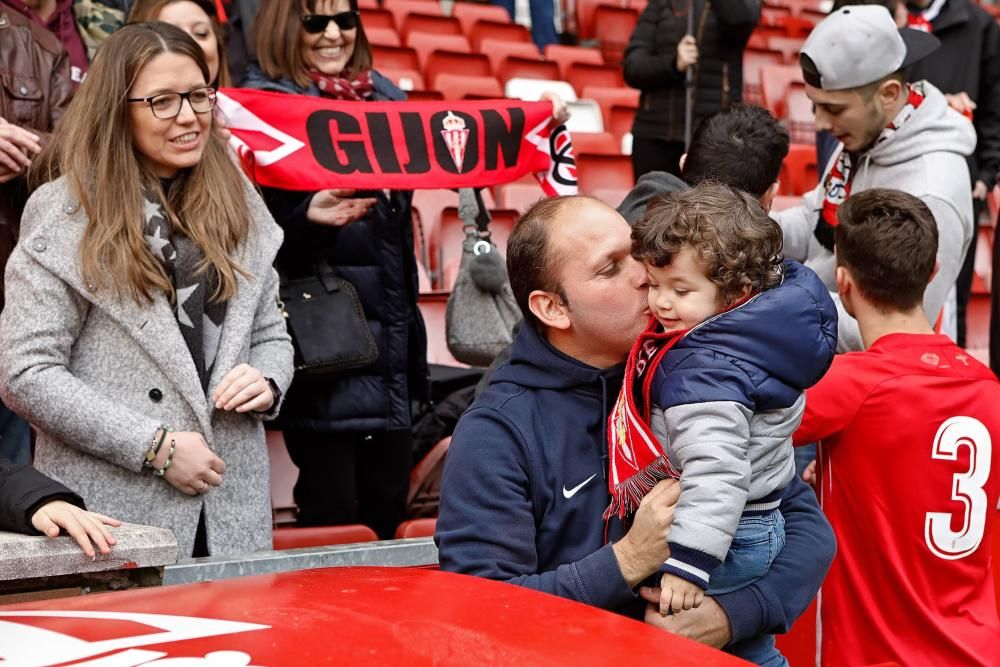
[0,23,294,558]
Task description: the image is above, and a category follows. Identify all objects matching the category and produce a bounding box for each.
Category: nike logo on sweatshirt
[562,474,597,499]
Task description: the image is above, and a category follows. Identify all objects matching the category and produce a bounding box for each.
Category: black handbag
[278,262,378,376]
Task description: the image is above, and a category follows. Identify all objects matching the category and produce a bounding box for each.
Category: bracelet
[143,426,172,468]
[152,438,176,477]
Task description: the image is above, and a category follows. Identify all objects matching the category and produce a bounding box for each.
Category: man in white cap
[774,5,976,352]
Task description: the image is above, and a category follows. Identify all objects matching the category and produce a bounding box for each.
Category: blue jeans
[707,509,788,667]
[0,399,30,464]
[490,0,558,49]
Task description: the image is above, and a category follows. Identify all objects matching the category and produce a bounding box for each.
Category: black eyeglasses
[301,10,360,34]
[127,86,217,120]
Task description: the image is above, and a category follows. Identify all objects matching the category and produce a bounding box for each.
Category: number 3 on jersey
[924,416,992,560]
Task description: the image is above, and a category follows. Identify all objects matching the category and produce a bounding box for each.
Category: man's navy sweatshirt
[436,322,836,644]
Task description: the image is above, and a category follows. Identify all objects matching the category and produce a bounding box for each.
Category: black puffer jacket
[625,0,760,144]
[243,63,429,433]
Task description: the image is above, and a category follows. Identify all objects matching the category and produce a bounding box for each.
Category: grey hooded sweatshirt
[774,81,976,352]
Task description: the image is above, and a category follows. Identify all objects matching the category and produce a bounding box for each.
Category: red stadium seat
[371,45,419,72]
[608,103,637,146]
[787,83,816,144]
[575,0,610,40]
[272,525,379,550]
[362,7,396,31]
[366,26,401,48]
[593,5,639,64]
[426,51,491,88]
[576,153,633,207]
[760,3,793,24]
[767,35,807,65]
[482,38,542,76]
[498,56,561,84]
[386,0,443,29]
[571,131,619,155]
[567,62,625,97]
[743,46,784,105]
[435,73,503,101]
[469,19,532,50]
[760,63,804,119]
[779,143,819,196]
[394,518,438,539]
[380,67,425,92]
[407,32,472,69]
[495,180,546,214]
[544,44,604,80]
[581,85,640,127]
[400,13,462,42]
[266,430,298,526]
[452,2,512,34]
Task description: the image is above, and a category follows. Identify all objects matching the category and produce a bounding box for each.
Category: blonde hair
[32,21,250,305]
[127,0,233,87]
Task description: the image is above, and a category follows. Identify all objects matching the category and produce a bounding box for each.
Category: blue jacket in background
[436,321,837,643]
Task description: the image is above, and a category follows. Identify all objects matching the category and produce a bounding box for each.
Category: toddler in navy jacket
[626,183,837,665]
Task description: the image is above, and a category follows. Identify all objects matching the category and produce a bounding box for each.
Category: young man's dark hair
[680,104,790,199]
[506,195,574,329]
[835,188,938,312]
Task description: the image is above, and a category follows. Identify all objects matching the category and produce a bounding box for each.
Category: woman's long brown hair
[32,22,250,305]
[126,0,233,88]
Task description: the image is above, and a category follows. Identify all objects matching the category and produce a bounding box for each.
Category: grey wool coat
[0,177,294,558]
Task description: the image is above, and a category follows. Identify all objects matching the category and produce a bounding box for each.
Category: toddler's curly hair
[631,181,784,306]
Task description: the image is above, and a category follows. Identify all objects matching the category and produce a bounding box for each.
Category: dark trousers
[955,197,984,348]
[631,137,686,183]
[284,428,412,540]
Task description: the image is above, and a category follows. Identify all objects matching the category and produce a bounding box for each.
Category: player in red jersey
[795,188,999,667]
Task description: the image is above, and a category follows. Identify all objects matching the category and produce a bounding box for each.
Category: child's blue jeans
[706,509,788,667]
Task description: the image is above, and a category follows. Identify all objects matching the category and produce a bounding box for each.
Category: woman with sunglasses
[242,0,426,540]
[0,22,293,558]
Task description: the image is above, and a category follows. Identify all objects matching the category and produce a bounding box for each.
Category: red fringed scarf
[309,69,374,101]
[820,83,926,231]
[604,319,684,520]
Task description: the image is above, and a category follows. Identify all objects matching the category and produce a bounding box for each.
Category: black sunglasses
[301,10,360,34]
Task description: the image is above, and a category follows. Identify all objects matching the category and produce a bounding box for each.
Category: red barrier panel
[0,567,750,665]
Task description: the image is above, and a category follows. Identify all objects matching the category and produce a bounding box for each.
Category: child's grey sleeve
[654,400,754,590]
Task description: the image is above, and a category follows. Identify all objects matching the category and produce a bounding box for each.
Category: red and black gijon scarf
[816,83,926,251]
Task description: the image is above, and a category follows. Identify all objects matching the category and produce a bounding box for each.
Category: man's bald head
[507,195,608,329]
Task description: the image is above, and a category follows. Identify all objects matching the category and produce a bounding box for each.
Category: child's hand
[30,501,121,559]
[659,572,704,615]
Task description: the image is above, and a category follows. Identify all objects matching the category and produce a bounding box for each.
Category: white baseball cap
[800,5,940,90]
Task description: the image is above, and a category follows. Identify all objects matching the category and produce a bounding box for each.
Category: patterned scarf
[143,187,227,390]
[815,82,926,251]
[308,69,374,101]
